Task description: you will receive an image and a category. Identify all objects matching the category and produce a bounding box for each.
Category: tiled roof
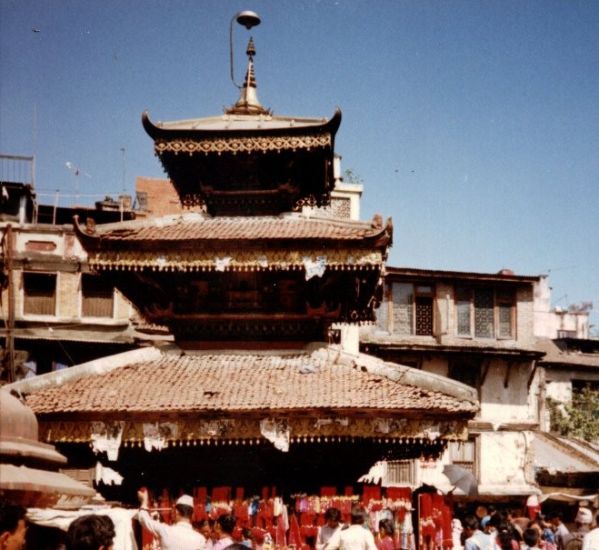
[535,338,599,368]
[386,266,540,284]
[82,214,387,245]
[25,348,476,416]
[360,330,543,358]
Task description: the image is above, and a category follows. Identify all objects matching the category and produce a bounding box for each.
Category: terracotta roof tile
[25,350,475,416]
[84,214,386,244]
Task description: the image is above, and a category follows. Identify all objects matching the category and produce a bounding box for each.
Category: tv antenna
[65,161,91,204]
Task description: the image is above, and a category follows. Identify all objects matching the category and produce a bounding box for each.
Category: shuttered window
[23,272,56,316]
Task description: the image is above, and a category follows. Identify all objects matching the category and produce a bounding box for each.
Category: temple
[13,32,478,500]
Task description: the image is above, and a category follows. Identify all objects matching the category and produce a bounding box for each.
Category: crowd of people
[0,501,115,550]
[453,506,598,550]
[1,497,598,550]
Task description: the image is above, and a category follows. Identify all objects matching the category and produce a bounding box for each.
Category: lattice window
[81,274,114,318]
[456,287,472,336]
[23,272,56,316]
[474,288,494,338]
[455,286,515,339]
[496,288,515,338]
[415,291,433,335]
[392,283,434,336]
[312,197,352,219]
[330,197,351,219]
[392,283,413,335]
[386,460,416,485]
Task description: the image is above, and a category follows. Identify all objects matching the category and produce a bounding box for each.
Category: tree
[547,385,599,443]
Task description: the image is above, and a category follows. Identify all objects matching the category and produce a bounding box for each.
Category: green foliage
[343,169,363,185]
[547,386,599,443]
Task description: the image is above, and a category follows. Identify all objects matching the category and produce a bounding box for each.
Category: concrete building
[0,179,141,382]
[360,267,547,498]
[360,267,599,498]
[534,275,591,339]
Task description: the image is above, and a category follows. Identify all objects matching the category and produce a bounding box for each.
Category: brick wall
[136,177,182,217]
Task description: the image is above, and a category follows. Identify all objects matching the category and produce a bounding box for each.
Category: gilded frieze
[87,248,384,272]
[40,416,468,447]
[155,133,332,156]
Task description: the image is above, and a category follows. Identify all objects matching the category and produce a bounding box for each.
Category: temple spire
[226,37,270,115]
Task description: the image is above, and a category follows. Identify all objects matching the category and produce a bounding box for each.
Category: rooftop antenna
[229,10,261,89]
[120,147,127,194]
[65,161,91,205]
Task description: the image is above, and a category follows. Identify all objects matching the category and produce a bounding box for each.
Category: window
[455,286,515,339]
[448,439,477,474]
[392,283,434,336]
[386,460,417,485]
[23,272,56,315]
[81,274,114,318]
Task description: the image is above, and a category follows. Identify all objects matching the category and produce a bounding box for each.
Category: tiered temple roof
[20,345,477,450]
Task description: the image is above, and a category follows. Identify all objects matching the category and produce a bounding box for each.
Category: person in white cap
[563,508,593,550]
[137,489,206,549]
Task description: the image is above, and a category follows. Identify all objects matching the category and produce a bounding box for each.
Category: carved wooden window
[496,289,515,338]
[81,274,113,318]
[392,283,434,336]
[455,286,515,339]
[474,288,494,338]
[23,272,56,316]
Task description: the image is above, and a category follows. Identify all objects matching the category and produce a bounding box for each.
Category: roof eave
[142,108,342,141]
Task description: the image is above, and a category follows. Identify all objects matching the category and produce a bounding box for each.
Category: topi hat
[575,507,592,524]
[176,494,194,508]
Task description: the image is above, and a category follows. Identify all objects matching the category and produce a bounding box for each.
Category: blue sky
[1,0,598,332]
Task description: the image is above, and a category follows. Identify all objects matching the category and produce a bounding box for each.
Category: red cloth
[320,487,336,497]
[212,486,231,502]
[276,513,287,548]
[385,487,411,500]
[159,489,172,524]
[362,485,381,505]
[251,528,266,544]
[419,494,435,538]
[441,504,453,549]
[193,487,207,522]
[289,514,302,548]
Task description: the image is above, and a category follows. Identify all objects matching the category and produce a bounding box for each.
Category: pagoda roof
[76,212,391,249]
[142,109,341,140]
[17,345,477,418]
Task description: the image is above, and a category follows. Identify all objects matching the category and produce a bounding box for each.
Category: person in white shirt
[582,512,599,550]
[325,506,377,550]
[317,508,343,550]
[137,490,206,550]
